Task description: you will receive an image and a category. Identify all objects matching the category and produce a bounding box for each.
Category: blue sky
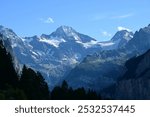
[0,0,150,41]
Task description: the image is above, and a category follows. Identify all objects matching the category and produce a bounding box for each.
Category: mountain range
[0,25,133,86]
[0,24,150,99]
[0,25,102,87]
[66,24,150,92]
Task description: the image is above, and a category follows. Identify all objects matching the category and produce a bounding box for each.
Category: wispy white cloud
[101,31,112,37]
[91,13,133,21]
[40,17,54,24]
[117,26,132,31]
[111,13,133,19]
[45,17,54,23]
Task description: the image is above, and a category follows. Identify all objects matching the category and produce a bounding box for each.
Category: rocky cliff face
[65,24,150,93]
[126,24,150,53]
[0,25,102,88]
[65,49,129,91]
[103,49,150,99]
[0,25,133,89]
[1,24,150,99]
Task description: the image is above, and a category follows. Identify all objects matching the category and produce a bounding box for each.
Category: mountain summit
[99,30,133,50]
[1,24,150,99]
[41,26,96,44]
[41,26,76,39]
[111,30,133,42]
[1,24,148,91]
[53,26,77,36]
[111,30,133,48]
[0,25,102,88]
[65,24,150,93]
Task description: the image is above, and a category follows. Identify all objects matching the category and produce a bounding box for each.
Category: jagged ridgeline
[0,25,133,89]
[1,23,150,99]
[0,35,100,100]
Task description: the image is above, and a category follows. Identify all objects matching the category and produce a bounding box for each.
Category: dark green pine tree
[86,89,100,100]
[51,80,101,100]
[51,86,62,100]
[0,39,26,99]
[74,87,86,100]
[0,36,50,100]
[19,65,50,100]
[51,81,69,100]
[0,40,18,89]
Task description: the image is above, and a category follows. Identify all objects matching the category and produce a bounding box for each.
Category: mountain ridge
[0,25,102,88]
[65,24,150,92]
[1,24,148,92]
[98,30,133,50]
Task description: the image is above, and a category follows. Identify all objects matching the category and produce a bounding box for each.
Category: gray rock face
[104,50,150,99]
[111,30,133,49]
[0,25,133,89]
[65,49,130,91]
[1,23,150,99]
[126,24,150,53]
[99,30,133,50]
[65,24,150,93]
[0,25,102,88]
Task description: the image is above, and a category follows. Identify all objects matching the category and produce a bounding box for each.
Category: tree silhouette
[0,40,18,89]
[0,36,102,100]
[51,80,101,100]
[0,39,26,99]
[19,65,50,100]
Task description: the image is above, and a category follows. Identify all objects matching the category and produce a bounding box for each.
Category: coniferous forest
[0,40,101,100]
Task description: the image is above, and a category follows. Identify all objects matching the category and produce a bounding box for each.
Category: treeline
[0,40,49,99]
[0,40,101,100]
[51,81,101,100]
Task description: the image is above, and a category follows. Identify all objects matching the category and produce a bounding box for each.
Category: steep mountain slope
[99,30,133,50]
[126,24,150,53]
[0,27,22,73]
[104,49,150,99]
[1,24,149,92]
[65,24,150,92]
[0,35,100,100]
[0,37,18,89]
[65,49,130,91]
[0,38,50,99]
[0,25,103,88]
[21,26,103,86]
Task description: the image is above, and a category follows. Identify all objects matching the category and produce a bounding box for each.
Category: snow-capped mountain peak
[41,26,97,46]
[58,25,76,34]
[0,24,136,89]
[111,30,133,42]
[0,25,18,39]
[50,25,81,42]
[99,30,134,50]
[0,25,25,49]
